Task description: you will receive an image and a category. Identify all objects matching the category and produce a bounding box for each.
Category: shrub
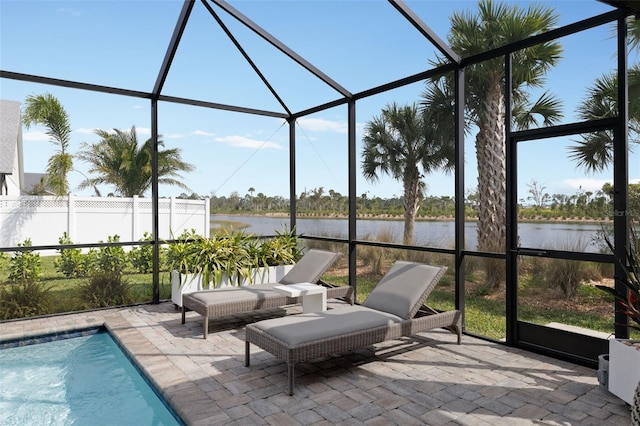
[55,232,90,278]
[0,280,52,320]
[549,238,592,299]
[8,239,41,283]
[95,235,128,274]
[77,272,132,308]
[543,257,586,299]
[129,232,156,274]
[359,227,395,275]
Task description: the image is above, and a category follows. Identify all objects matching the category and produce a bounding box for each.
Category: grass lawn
[324,271,617,341]
[0,255,173,318]
[0,256,628,342]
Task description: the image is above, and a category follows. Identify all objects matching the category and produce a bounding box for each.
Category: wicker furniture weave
[245,261,462,395]
[181,249,352,338]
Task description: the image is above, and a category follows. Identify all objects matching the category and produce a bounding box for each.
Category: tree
[424,0,563,286]
[22,93,74,196]
[527,180,549,208]
[570,18,640,173]
[247,187,255,210]
[77,126,194,197]
[361,102,453,244]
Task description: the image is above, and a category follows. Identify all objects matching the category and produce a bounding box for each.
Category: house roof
[0,99,21,174]
[22,173,48,194]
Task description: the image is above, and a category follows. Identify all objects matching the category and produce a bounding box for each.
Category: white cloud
[75,128,97,135]
[297,117,348,133]
[136,127,151,135]
[193,130,216,137]
[213,135,282,150]
[23,131,49,142]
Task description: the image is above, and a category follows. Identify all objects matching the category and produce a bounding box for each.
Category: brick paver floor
[0,301,631,425]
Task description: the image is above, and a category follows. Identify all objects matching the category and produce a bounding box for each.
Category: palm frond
[512,91,563,130]
[568,132,614,174]
[22,93,73,195]
[77,126,194,196]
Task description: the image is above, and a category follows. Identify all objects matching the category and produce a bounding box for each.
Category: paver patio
[0,300,631,425]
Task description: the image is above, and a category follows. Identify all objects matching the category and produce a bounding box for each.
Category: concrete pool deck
[0,301,631,425]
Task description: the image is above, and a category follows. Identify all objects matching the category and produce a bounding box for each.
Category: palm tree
[361,102,453,244]
[22,93,73,196]
[424,0,563,286]
[77,126,194,197]
[570,18,640,172]
[248,187,255,210]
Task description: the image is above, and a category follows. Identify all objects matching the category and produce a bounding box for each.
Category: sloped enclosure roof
[0,0,630,118]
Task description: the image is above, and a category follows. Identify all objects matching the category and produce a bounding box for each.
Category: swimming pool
[0,328,183,426]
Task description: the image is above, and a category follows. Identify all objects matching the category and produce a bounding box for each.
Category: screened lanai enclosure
[0,0,639,368]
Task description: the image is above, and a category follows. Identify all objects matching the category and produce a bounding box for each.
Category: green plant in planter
[255,227,303,267]
[166,228,256,288]
[596,223,640,331]
[167,227,304,289]
[166,229,201,276]
[199,229,255,287]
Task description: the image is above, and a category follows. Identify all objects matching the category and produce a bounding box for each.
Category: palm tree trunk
[476,81,506,287]
[403,170,421,245]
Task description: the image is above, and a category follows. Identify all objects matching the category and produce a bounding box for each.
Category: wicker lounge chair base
[245,261,462,395]
[181,249,352,338]
[245,305,461,395]
[182,281,352,338]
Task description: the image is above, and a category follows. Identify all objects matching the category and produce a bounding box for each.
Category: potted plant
[249,227,303,284]
[168,227,301,307]
[596,222,640,412]
[167,229,206,306]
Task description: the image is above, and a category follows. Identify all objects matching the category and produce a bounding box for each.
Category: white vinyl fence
[0,194,210,251]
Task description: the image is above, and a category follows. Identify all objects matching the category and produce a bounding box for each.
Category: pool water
[0,329,183,426]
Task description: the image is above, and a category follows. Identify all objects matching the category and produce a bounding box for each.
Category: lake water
[211,215,606,253]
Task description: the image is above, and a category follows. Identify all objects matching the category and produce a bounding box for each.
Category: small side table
[273,283,327,313]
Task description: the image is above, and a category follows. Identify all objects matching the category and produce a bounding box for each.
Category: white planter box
[171,270,206,306]
[249,264,294,285]
[171,264,295,307]
[608,338,640,405]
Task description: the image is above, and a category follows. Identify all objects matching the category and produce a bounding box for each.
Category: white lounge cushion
[362,261,446,320]
[187,283,280,304]
[250,305,402,346]
[279,249,340,285]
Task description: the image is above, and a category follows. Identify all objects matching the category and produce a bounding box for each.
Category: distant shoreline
[212,212,610,224]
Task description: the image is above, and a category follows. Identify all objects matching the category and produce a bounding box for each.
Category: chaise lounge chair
[181,249,352,339]
[244,260,462,395]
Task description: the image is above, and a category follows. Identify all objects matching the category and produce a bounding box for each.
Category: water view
[212,215,605,253]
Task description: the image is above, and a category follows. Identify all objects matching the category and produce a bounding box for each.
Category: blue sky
[0,0,638,202]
